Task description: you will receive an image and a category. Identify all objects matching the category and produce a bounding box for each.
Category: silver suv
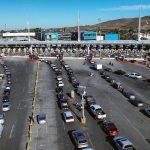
[71,130,88,149]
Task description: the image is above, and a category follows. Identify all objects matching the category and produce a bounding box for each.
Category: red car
[102,121,119,136]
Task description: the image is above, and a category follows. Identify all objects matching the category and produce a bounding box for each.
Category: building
[81,31,97,41]
[58,32,72,41]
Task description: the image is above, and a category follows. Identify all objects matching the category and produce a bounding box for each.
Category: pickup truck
[89,104,106,120]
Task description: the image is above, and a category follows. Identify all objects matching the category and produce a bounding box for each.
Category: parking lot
[0,57,150,150]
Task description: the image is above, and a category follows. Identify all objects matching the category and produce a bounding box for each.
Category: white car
[56,76,62,81]
[63,111,74,123]
[90,104,106,119]
[0,112,5,124]
[113,136,135,150]
[2,102,10,112]
[57,81,64,87]
[127,72,142,79]
[37,113,46,124]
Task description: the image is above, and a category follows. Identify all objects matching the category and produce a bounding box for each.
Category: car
[127,72,142,79]
[2,102,10,112]
[122,90,136,100]
[56,76,62,81]
[74,102,82,111]
[56,81,64,87]
[37,113,46,124]
[83,95,96,107]
[71,130,88,149]
[101,74,110,79]
[111,81,123,90]
[55,87,63,93]
[143,108,150,117]
[0,112,5,124]
[129,99,144,107]
[72,80,80,88]
[104,67,112,72]
[3,89,10,95]
[113,136,135,150]
[81,148,94,150]
[57,92,65,100]
[99,70,106,75]
[63,111,74,123]
[114,70,126,75]
[89,104,106,120]
[64,64,69,68]
[58,98,68,109]
[102,121,119,136]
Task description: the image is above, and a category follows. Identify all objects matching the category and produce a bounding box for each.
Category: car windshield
[79,139,87,144]
[124,145,134,149]
[66,116,73,119]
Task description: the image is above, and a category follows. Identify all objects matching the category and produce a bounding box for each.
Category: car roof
[113,136,133,145]
[90,104,101,109]
[64,111,73,117]
[73,130,86,139]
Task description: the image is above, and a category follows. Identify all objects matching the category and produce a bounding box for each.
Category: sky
[0,0,149,30]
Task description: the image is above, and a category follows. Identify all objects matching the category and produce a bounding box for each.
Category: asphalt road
[1,57,150,150]
[63,58,150,150]
[0,58,36,150]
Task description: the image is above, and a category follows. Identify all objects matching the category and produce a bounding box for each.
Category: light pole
[77,10,80,42]
[78,85,86,124]
[138,6,142,41]
[98,18,102,37]
[27,21,31,42]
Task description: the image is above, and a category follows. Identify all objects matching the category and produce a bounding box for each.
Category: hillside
[50,16,150,32]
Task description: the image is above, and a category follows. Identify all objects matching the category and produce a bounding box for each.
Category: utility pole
[27,21,31,42]
[138,5,142,41]
[98,18,101,36]
[77,10,80,42]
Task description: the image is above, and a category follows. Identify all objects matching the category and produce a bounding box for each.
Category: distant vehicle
[63,111,74,123]
[55,87,63,93]
[143,108,150,117]
[72,80,80,88]
[58,98,68,109]
[102,121,119,136]
[64,64,69,68]
[126,72,142,79]
[91,63,102,70]
[99,70,106,75]
[113,136,135,150]
[81,148,94,150]
[114,70,126,75]
[83,95,96,107]
[56,81,64,87]
[0,124,4,138]
[129,99,144,107]
[0,112,5,124]
[57,92,64,100]
[89,104,106,120]
[104,67,112,72]
[111,81,123,90]
[37,113,46,124]
[2,102,10,112]
[122,90,136,100]
[71,130,89,149]
[74,102,82,111]
[56,76,62,81]
[0,74,5,79]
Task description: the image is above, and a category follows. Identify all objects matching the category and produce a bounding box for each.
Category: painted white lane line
[87,132,95,150]
[9,124,15,138]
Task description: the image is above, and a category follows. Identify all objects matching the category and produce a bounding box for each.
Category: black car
[102,74,110,79]
[58,98,68,109]
[55,87,63,93]
[104,67,112,72]
[114,70,126,75]
[3,89,10,95]
[57,92,65,100]
[83,95,96,107]
[99,70,106,75]
[72,80,80,88]
[129,99,144,107]
[143,108,150,117]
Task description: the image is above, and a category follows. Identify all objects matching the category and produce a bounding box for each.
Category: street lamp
[78,85,86,124]
[98,18,102,36]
